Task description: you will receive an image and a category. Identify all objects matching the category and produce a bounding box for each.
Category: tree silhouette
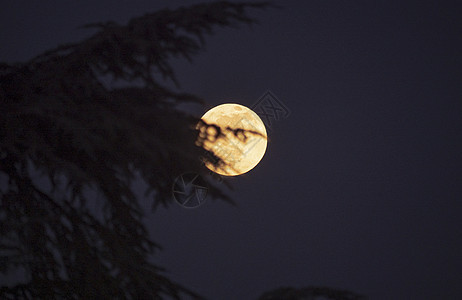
[257,286,366,300]
[0,2,269,298]
[1,1,366,299]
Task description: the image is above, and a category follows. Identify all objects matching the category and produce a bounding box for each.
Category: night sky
[1,0,461,299]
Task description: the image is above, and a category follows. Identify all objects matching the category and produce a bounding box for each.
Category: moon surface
[199,103,267,176]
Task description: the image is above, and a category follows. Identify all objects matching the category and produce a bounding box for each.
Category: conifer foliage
[0,2,268,298]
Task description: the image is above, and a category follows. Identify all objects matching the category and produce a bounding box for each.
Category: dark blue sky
[1,1,461,299]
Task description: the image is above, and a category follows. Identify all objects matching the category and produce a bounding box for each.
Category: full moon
[199,103,267,176]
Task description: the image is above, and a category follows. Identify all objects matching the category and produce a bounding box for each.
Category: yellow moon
[199,103,267,176]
